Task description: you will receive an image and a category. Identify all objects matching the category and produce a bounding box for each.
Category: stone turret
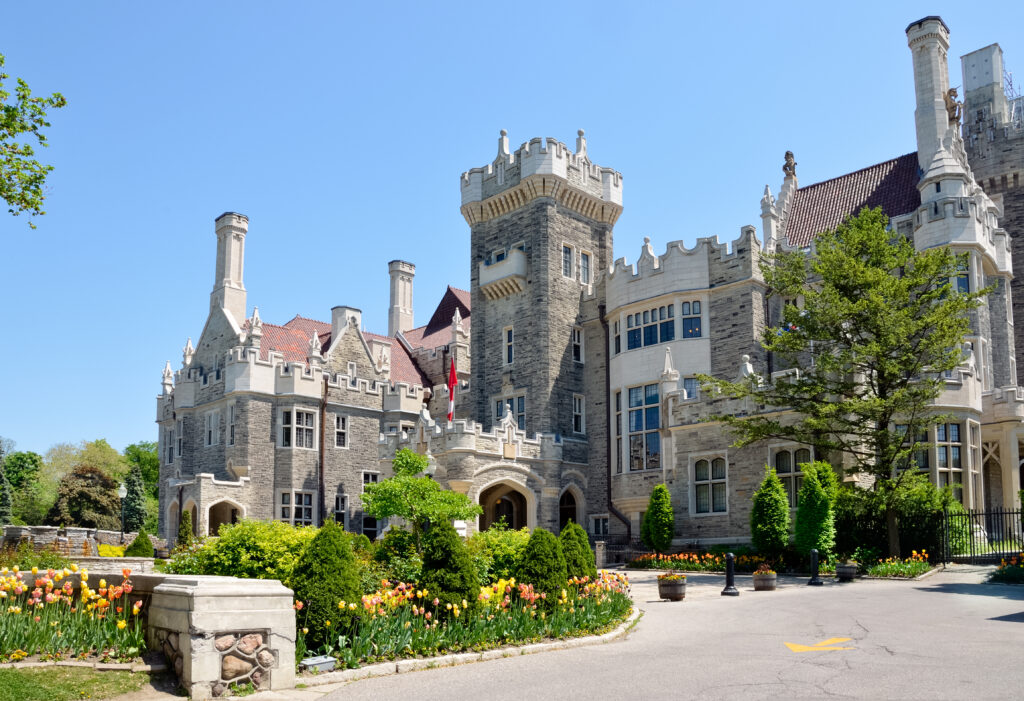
[388,260,415,337]
[211,212,248,323]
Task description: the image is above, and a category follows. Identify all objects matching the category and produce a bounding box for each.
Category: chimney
[211,212,248,323]
[332,306,362,345]
[906,16,953,171]
[388,260,415,337]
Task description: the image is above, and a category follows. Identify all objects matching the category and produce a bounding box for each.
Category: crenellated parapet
[460,130,623,226]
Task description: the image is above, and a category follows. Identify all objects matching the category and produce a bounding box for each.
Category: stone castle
[156,16,1024,545]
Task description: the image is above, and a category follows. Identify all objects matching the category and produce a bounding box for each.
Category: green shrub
[515,527,567,602]
[0,541,70,570]
[640,485,674,554]
[122,465,147,533]
[124,528,154,557]
[372,528,422,584]
[291,520,362,650]
[559,521,597,580]
[795,462,836,558]
[466,521,531,583]
[169,519,317,582]
[417,522,479,612]
[750,468,790,560]
[0,462,12,525]
[176,510,194,548]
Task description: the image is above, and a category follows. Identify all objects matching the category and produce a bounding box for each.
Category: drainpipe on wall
[319,376,328,527]
[600,304,631,538]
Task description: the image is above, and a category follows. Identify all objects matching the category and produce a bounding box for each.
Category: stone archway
[559,490,580,533]
[166,501,179,543]
[478,481,532,531]
[182,500,200,537]
[207,500,244,536]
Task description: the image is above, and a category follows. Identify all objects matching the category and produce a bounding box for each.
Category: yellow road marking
[784,637,854,652]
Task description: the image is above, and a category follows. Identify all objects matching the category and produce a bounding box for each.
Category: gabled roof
[785,153,922,247]
[404,286,472,350]
[363,330,429,387]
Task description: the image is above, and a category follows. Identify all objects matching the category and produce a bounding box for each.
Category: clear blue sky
[1,2,1021,455]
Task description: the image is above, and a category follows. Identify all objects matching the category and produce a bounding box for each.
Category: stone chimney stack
[907,16,953,171]
[211,212,248,323]
[332,305,362,344]
[388,260,415,337]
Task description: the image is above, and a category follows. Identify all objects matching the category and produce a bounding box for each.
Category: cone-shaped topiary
[123,465,147,533]
[641,484,674,554]
[795,463,836,558]
[515,527,567,602]
[751,467,790,560]
[417,521,479,612]
[124,527,154,557]
[559,521,597,579]
[290,520,362,650]
[176,509,194,548]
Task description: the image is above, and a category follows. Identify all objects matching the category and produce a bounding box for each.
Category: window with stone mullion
[628,384,660,470]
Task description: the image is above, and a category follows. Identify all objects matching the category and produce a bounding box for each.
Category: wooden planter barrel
[658,579,686,601]
[836,563,858,582]
[752,573,777,591]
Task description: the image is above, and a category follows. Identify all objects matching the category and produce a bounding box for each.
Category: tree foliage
[361,448,482,550]
[515,527,567,602]
[559,521,597,579]
[124,527,154,557]
[44,465,120,529]
[2,450,42,490]
[123,442,159,498]
[466,521,531,582]
[0,461,11,525]
[750,468,790,559]
[123,464,147,533]
[177,509,194,547]
[794,463,836,558]
[640,484,675,554]
[700,208,986,555]
[291,520,362,649]
[1,53,66,227]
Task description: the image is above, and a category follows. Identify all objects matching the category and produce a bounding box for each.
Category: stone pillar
[211,212,248,323]
[594,540,606,570]
[147,576,295,699]
[1002,427,1023,508]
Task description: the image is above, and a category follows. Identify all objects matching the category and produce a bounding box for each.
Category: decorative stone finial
[182,337,195,367]
[452,307,463,332]
[782,151,797,178]
[661,347,680,384]
[643,236,651,244]
[738,354,761,385]
[498,129,510,158]
[576,129,587,158]
[162,361,174,395]
[251,306,262,329]
[309,331,322,353]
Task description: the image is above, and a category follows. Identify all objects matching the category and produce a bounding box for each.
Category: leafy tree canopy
[700,207,987,555]
[44,465,120,530]
[123,442,159,497]
[1,53,66,227]
[361,448,482,550]
[2,450,42,490]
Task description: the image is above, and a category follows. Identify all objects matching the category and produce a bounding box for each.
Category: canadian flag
[447,357,457,422]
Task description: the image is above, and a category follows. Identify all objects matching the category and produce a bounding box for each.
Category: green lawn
[0,668,150,701]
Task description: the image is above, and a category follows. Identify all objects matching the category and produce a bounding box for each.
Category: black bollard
[808,548,823,586]
[721,552,740,596]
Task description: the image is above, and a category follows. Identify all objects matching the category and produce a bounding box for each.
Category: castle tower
[962,43,1024,381]
[388,260,415,337]
[907,17,954,173]
[210,212,248,323]
[460,130,622,449]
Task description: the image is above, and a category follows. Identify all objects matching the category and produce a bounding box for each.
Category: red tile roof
[785,153,921,247]
[405,286,472,350]
[362,330,428,386]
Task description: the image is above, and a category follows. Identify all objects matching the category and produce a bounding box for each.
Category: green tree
[124,527,154,557]
[1,54,66,227]
[0,461,12,524]
[750,468,790,560]
[122,464,146,532]
[2,450,42,489]
[290,520,361,649]
[417,521,480,612]
[44,465,120,530]
[559,521,597,579]
[700,208,986,556]
[361,448,482,551]
[794,463,836,558]
[78,439,128,480]
[640,484,675,554]
[123,442,159,498]
[515,527,567,602]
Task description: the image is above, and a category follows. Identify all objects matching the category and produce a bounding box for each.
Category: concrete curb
[0,660,167,673]
[298,606,641,690]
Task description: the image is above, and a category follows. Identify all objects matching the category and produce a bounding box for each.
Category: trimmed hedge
[641,485,674,554]
[794,463,835,557]
[417,522,479,612]
[291,520,362,649]
[559,521,597,580]
[515,528,567,602]
[750,468,790,560]
[123,528,154,557]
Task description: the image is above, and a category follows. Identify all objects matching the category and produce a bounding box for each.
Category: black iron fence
[941,507,1023,565]
[590,534,650,565]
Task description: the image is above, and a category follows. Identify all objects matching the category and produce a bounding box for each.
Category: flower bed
[990,553,1024,584]
[627,552,764,573]
[865,550,932,578]
[0,565,146,663]
[296,571,631,669]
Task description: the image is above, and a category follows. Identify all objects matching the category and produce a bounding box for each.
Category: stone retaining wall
[1,525,168,556]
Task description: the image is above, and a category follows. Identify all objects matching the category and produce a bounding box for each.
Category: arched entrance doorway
[166,501,179,543]
[208,500,242,536]
[479,483,528,531]
[559,491,578,532]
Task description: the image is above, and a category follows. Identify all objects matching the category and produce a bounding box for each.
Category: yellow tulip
[117,620,127,630]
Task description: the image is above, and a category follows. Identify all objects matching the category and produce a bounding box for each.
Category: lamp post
[117,483,127,543]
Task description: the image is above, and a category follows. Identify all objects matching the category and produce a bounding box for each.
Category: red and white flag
[447,357,457,422]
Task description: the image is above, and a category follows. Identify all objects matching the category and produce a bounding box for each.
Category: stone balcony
[479,248,528,299]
